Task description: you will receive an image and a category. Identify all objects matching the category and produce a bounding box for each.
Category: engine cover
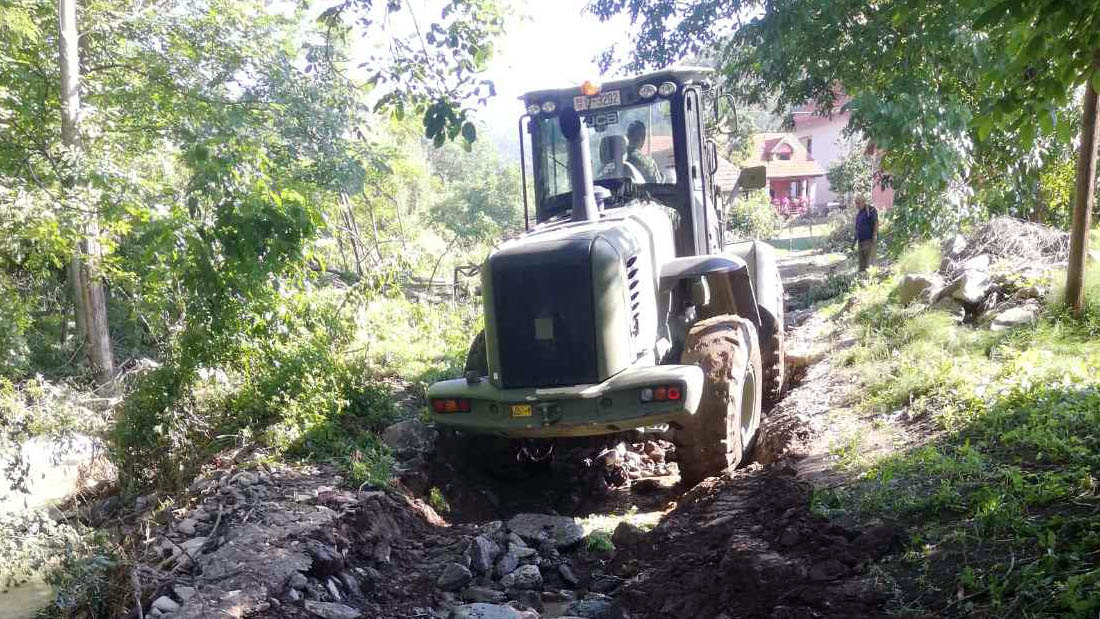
[483,205,675,389]
[490,235,601,388]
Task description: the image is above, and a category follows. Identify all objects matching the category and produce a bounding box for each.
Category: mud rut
[386,251,901,618]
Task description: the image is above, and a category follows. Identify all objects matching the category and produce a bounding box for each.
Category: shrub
[108,286,479,494]
[0,273,31,376]
[726,190,781,241]
[893,241,942,274]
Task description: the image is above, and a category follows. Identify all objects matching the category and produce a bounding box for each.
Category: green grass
[816,242,1100,616]
[584,530,615,554]
[892,240,941,274]
[354,295,481,386]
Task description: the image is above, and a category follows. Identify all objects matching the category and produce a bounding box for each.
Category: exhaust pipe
[559,107,599,223]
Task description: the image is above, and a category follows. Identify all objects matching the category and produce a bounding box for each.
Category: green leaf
[461,121,477,143]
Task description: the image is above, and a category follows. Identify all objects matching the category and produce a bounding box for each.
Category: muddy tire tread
[676,315,762,487]
[762,272,786,406]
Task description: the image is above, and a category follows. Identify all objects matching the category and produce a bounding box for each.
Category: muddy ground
[102,248,906,619]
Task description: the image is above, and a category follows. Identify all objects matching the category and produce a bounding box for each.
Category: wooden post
[59,0,114,387]
[1066,64,1100,315]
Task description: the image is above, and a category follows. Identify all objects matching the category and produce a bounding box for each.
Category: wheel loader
[427,68,785,485]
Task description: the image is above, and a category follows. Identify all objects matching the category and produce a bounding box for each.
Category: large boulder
[381,420,438,460]
[437,562,473,591]
[946,270,992,306]
[959,254,991,272]
[507,513,585,549]
[466,535,502,575]
[991,304,1040,331]
[506,564,543,590]
[896,273,944,305]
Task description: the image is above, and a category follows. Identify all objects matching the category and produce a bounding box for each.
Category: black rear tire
[675,315,763,487]
[762,272,786,407]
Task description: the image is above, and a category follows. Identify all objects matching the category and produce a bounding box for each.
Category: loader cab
[520,68,723,258]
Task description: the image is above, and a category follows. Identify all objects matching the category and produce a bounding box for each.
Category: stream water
[1,434,100,618]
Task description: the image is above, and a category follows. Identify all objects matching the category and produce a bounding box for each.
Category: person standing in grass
[854,194,878,272]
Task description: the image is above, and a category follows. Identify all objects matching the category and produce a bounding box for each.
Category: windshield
[534,99,677,215]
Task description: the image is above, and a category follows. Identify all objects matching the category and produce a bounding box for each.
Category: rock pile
[590,439,674,489]
[894,218,1069,330]
[126,442,638,619]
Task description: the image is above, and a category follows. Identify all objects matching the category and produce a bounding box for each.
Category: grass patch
[892,240,941,274]
[819,243,1100,616]
[584,530,615,554]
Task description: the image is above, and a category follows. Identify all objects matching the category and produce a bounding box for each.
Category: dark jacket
[855,206,878,241]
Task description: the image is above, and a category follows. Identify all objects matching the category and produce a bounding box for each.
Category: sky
[479,0,634,157]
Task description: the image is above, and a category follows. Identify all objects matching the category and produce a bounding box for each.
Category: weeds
[820,239,1100,616]
[428,486,450,514]
[584,530,615,554]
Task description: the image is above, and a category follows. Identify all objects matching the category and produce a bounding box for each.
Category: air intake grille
[626,255,641,337]
[491,239,599,388]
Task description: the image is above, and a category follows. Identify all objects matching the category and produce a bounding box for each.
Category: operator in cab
[626,120,664,184]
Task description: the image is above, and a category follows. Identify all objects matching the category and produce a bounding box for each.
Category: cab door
[683,88,717,254]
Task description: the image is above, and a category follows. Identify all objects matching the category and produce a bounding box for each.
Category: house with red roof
[742,132,825,215]
[789,102,894,210]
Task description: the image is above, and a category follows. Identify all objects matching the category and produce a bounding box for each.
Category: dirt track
[399,248,904,618]
[122,249,897,619]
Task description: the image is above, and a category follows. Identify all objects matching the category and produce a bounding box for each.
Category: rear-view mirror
[736,165,767,191]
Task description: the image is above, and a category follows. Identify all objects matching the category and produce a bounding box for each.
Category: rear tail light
[431,398,472,413]
[640,385,683,402]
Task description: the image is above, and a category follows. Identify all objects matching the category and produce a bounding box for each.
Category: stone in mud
[303,601,362,619]
[338,571,362,598]
[495,550,520,578]
[990,304,1039,331]
[509,564,543,590]
[438,562,474,591]
[507,588,544,612]
[507,513,584,549]
[449,603,526,619]
[289,572,308,590]
[565,597,614,618]
[610,522,646,549]
[643,441,665,463]
[467,535,502,574]
[174,585,197,602]
[511,546,537,559]
[176,518,197,536]
[461,586,507,603]
[152,596,181,613]
[305,540,344,578]
[381,420,438,459]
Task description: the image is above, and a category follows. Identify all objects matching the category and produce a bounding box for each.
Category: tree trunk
[1066,63,1100,316]
[59,0,114,387]
[339,193,364,277]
